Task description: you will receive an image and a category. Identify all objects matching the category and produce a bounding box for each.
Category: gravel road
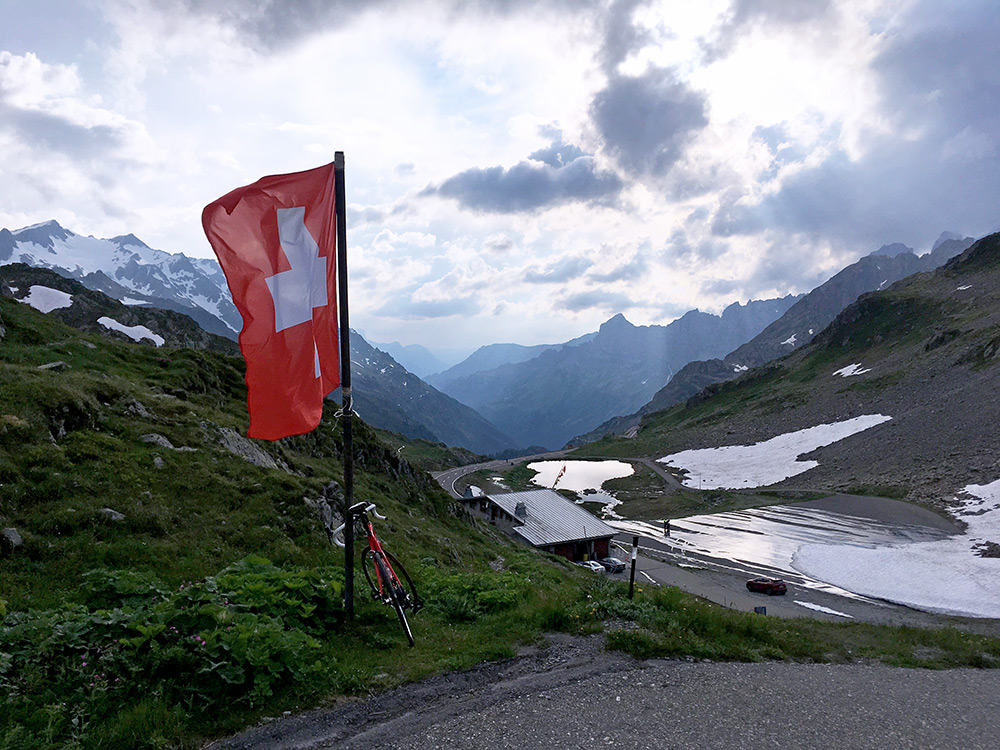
[208,633,1000,750]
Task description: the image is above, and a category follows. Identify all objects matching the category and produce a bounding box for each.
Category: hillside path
[208,634,1000,749]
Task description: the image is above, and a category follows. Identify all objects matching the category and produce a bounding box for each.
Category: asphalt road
[364,662,1000,750]
[432,450,570,498]
[210,633,1000,750]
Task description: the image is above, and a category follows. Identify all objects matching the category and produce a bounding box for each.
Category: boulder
[1,527,23,554]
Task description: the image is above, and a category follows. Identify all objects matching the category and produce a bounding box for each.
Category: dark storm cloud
[559,289,635,313]
[708,0,1000,249]
[874,1,1000,138]
[588,252,648,283]
[422,148,623,214]
[588,0,709,182]
[524,256,593,284]
[177,0,395,49]
[597,0,654,74]
[590,69,708,178]
[528,141,587,168]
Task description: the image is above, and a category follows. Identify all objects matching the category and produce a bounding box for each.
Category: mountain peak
[109,233,151,251]
[933,231,964,250]
[599,313,634,333]
[11,220,72,250]
[869,242,914,258]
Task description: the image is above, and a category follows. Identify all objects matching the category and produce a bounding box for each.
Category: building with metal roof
[464,488,616,561]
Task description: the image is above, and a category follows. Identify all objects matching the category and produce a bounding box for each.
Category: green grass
[844,483,909,500]
[372,429,486,472]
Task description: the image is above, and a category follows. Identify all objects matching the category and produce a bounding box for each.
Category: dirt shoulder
[206,634,632,749]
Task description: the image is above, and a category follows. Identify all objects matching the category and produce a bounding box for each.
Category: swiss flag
[202,162,341,440]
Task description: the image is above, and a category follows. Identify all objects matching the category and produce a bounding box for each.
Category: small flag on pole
[553,464,566,489]
[202,163,341,440]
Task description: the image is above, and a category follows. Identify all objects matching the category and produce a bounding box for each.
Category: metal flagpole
[334,151,355,620]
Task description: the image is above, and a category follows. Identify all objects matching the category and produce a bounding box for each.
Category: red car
[746,577,787,595]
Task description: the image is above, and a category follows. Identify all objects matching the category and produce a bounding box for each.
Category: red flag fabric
[202,162,340,440]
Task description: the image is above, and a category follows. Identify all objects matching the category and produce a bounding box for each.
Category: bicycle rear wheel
[374,553,414,647]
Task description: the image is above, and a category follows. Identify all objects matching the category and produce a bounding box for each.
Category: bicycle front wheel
[374,553,414,647]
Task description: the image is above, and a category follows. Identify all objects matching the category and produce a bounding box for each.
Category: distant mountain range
[429,297,801,450]
[5,218,977,460]
[365,340,452,379]
[336,333,515,455]
[426,334,596,391]
[573,234,976,444]
[1,220,239,338]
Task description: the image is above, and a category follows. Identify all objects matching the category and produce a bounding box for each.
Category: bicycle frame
[330,501,421,646]
[358,508,405,604]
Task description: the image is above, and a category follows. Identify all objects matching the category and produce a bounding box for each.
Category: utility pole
[628,535,639,599]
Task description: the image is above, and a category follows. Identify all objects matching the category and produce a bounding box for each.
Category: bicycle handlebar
[329,502,385,547]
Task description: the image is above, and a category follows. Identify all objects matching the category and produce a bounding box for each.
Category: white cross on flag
[202,162,341,440]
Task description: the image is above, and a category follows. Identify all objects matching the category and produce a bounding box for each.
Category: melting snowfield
[610,505,953,603]
[794,482,1000,618]
[642,416,1000,619]
[98,316,165,346]
[658,415,892,490]
[18,285,73,313]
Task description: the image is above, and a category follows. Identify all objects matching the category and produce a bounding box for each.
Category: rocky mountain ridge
[1,264,239,355]
[1,220,240,338]
[573,235,975,444]
[2,262,514,455]
[433,296,801,450]
[593,232,1000,510]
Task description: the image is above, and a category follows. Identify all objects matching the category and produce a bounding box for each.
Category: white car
[575,560,607,574]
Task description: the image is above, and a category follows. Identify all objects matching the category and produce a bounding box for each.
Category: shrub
[0,557,345,748]
[421,570,530,623]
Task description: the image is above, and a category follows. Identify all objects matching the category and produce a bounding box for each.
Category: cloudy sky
[2,0,999,357]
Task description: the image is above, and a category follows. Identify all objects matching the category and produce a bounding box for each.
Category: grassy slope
[2,295,1000,749]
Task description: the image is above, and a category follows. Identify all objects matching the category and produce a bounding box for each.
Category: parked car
[575,560,606,574]
[598,557,626,574]
[746,577,787,595]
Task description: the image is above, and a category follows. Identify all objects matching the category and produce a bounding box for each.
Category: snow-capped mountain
[0,220,240,338]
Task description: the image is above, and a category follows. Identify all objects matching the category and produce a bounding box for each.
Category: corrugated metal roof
[486,489,616,547]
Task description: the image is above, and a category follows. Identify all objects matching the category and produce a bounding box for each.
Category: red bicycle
[331,501,421,647]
